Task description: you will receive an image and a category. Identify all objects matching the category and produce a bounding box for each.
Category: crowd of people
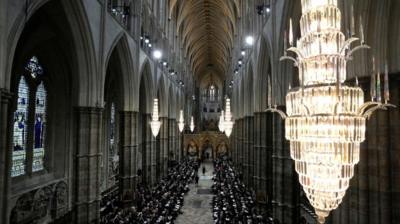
[212,158,274,224]
[100,159,198,224]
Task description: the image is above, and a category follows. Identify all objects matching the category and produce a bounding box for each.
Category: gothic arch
[138,59,154,114]
[104,34,135,111]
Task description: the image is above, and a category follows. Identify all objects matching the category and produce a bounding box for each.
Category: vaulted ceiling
[169,0,241,82]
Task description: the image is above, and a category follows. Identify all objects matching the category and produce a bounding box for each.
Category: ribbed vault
[170,0,240,81]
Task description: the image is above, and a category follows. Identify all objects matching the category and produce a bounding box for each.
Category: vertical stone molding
[74,107,103,224]
[248,116,254,189]
[159,117,169,177]
[119,111,139,200]
[0,89,12,224]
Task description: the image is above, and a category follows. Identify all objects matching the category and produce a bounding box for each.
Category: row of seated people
[100,158,198,224]
[212,157,275,224]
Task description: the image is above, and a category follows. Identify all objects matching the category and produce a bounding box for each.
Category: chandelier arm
[280,56,299,67]
[339,37,359,54]
[265,107,287,120]
[359,102,397,118]
[287,47,304,60]
[345,44,371,61]
[357,101,380,115]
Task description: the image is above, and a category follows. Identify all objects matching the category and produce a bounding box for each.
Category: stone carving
[33,186,53,219]
[10,181,68,223]
[52,181,68,218]
[10,192,34,224]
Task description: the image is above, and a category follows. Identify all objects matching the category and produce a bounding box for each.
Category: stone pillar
[238,118,244,173]
[168,119,174,162]
[248,116,254,189]
[74,107,103,223]
[271,109,300,224]
[0,89,12,224]
[159,117,169,176]
[142,114,156,186]
[253,113,262,192]
[243,116,250,185]
[119,111,139,199]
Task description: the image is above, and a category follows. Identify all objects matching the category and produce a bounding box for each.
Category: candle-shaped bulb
[376,73,381,102]
[289,18,294,47]
[370,68,376,102]
[384,62,390,103]
[359,15,365,44]
[355,76,359,87]
[350,5,355,36]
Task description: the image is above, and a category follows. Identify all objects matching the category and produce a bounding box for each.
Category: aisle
[175,161,214,224]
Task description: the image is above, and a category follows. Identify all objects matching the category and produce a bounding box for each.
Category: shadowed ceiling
[169,0,241,82]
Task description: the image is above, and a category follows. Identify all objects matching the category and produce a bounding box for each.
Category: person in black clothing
[202,166,206,175]
[211,157,275,224]
[100,158,198,224]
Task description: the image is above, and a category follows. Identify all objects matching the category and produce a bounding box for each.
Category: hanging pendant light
[223,98,234,137]
[178,110,185,133]
[150,98,161,137]
[190,116,195,132]
[218,110,225,132]
[266,0,395,223]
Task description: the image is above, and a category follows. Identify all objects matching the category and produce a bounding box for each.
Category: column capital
[0,88,13,104]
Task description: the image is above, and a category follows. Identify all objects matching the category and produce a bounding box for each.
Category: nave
[99,157,275,224]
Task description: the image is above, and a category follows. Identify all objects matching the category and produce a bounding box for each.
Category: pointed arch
[138,59,154,114]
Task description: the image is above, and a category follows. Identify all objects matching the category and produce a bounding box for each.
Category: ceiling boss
[266,0,396,223]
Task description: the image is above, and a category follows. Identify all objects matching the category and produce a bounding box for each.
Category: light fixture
[267,1,395,223]
[241,50,246,56]
[153,50,162,59]
[150,98,161,137]
[223,98,234,137]
[245,36,254,46]
[162,61,168,66]
[178,110,185,133]
[238,59,243,65]
[144,38,150,44]
[148,43,152,48]
[190,116,195,132]
[218,110,225,132]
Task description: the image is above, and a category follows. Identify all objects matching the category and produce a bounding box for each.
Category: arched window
[12,77,29,176]
[33,83,46,172]
[12,56,47,177]
[209,85,216,101]
[108,103,119,187]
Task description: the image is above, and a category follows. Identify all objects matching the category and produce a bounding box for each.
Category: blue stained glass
[25,56,43,79]
[33,83,46,172]
[12,77,29,177]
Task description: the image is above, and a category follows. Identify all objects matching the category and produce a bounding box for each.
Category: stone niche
[10,181,68,224]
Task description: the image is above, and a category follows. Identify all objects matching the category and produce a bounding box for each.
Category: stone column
[168,119,178,162]
[248,116,254,189]
[0,89,12,224]
[243,116,249,185]
[238,118,244,173]
[74,107,103,223]
[271,108,300,224]
[142,114,156,186]
[253,113,261,192]
[119,111,139,199]
[159,117,169,177]
[168,119,174,162]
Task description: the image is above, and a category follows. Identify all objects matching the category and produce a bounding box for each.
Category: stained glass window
[108,103,118,186]
[12,76,29,177]
[12,56,48,177]
[209,85,216,101]
[33,83,46,172]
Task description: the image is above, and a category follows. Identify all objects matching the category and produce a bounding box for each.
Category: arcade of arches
[0,0,399,224]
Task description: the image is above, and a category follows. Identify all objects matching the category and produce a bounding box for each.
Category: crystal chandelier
[218,110,225,132]
[150,98,161,137]
[266,0,395,223]
[178,110,185,133]
[190,116,195,132]
[223,98,234,137]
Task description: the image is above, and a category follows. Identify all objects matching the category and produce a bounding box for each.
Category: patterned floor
[175,161,214,224]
